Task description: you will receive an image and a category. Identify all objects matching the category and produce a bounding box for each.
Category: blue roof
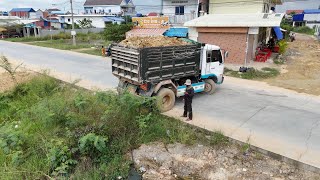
[103,17,125,22]
[304,9,320,14]
[10,8,35,12]
[164,28,188,38]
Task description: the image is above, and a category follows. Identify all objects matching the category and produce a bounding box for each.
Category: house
[184,0,284,65]
[36,9,44,19]
[10,8,36,19]
[162,0,199,25]
[59,14,124,28]
[303,9,320,29]
[209,0,281,14]
[83,0,136,16]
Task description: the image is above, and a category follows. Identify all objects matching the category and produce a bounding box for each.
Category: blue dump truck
[111,40,228,112]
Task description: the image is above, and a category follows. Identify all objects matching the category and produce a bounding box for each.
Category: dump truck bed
[111,43,201,84]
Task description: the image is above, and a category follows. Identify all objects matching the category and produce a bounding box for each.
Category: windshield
[211,50,223,64]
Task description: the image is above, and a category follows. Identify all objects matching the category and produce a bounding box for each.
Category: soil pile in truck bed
[119,36,191,48]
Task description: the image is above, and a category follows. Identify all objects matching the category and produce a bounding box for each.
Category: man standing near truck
[182,79,194,121]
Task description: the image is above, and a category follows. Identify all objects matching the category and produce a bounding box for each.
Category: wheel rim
[162,95,171,107]
[205,83,212,92]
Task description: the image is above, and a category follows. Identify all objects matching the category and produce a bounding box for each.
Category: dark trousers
[183,101,193,120]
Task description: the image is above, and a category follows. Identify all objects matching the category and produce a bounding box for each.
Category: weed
[210,131,229,146]
[0,56,22,83]
[224,67,280,79]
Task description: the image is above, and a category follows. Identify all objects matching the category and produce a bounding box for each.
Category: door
[205,50,224,77]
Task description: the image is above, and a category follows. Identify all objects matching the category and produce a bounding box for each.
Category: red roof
[148,12,158,16]
[286,10,304,15]
[126,28,167,38]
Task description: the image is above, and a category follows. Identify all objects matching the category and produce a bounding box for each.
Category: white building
[83,0,136,16]
[59,14,124,28]
[162,0,199,25]
[303,9,320,30]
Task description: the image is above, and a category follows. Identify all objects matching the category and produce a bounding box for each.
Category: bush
[104,23,133,42]
[293,26,315,35]
[278,39,288,54]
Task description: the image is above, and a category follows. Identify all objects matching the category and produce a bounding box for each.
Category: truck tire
[156,88,175,112]
[204,79,216,95]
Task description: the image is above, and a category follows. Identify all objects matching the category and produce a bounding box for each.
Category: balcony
[165,13,197,26]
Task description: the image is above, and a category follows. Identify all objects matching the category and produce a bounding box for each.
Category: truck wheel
[204,79,216,95]
[156,88,175,112]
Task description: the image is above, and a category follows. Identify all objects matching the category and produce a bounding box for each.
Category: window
[68,18,70,22]
[206,51,212,63]
[175,6,184,15]
[108,9,111,13]
[211,50,223,63]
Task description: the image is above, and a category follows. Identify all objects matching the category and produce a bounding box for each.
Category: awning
[184,13,284,27]
[126,28,167,38]
[103,17,125,22]
[273,27,283,40]
[164,28,188,37]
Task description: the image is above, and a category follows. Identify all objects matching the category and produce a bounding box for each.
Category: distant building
[59,14,124,28]
[285,10,304,15]
[10,8,36,19]
[84,0,136,16]
[0,11,9,16]
[303,9,320,29]
[36,9,44,19]
[162,0,199,25]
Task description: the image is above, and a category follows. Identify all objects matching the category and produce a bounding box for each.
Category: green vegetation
[278,39,288,55]
[292,26,315,35]
[224,67,280,79]
[26,39,94,50]
[104,23,133,42]
[0,76,228,179]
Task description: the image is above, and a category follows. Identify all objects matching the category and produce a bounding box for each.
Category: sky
[0,0,161,14]
[0,0,319,13]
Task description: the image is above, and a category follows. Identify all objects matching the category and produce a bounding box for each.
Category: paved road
[1,40,320,169]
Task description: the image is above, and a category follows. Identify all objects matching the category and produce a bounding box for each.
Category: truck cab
[201,44,225,84]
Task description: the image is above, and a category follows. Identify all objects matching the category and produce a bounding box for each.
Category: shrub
[104,23,133,42]
[293,26,315,35]
[278,39,288,54]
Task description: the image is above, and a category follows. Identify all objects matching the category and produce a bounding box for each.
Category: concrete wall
[162,0,198,25]
[197,27,248,64]
[61,16,107,28]
[40,28,104,37]
[209,0,265,14]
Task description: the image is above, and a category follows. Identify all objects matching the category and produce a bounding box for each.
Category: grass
[0,75,229,179]
[27,39,94,50]
[224,67,280,79]
[79,48,103,56]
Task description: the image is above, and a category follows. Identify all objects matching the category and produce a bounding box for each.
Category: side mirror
[224,51,229,59]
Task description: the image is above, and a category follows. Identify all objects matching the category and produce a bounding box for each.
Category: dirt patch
[0,70,36,93]
[119,36,191,48]
[133,142,320,180]
[265,34,320,96]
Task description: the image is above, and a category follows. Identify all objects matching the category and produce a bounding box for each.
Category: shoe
[185,118,192,121]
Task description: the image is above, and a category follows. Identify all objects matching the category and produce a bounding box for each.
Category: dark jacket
[184,86,194,103]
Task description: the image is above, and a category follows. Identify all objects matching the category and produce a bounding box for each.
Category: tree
[104,23,133,42]
[77,18,94,29]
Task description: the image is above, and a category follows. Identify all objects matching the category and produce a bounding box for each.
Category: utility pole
[70,0,76,46]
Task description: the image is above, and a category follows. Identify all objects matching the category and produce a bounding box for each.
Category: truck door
[203,50,224,77]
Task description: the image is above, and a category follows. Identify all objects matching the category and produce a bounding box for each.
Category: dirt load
[119,36,191,48]
[265,34,320,96]
[133,142,320,180]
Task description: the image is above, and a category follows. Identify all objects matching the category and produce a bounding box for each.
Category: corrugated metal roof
[286,10,303,15]
[184,13,284,27]
[304,9,320,14]
[10,8,35,12]
[126,28,167,38]
[164,28,188,37]
[84,0,122,6]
